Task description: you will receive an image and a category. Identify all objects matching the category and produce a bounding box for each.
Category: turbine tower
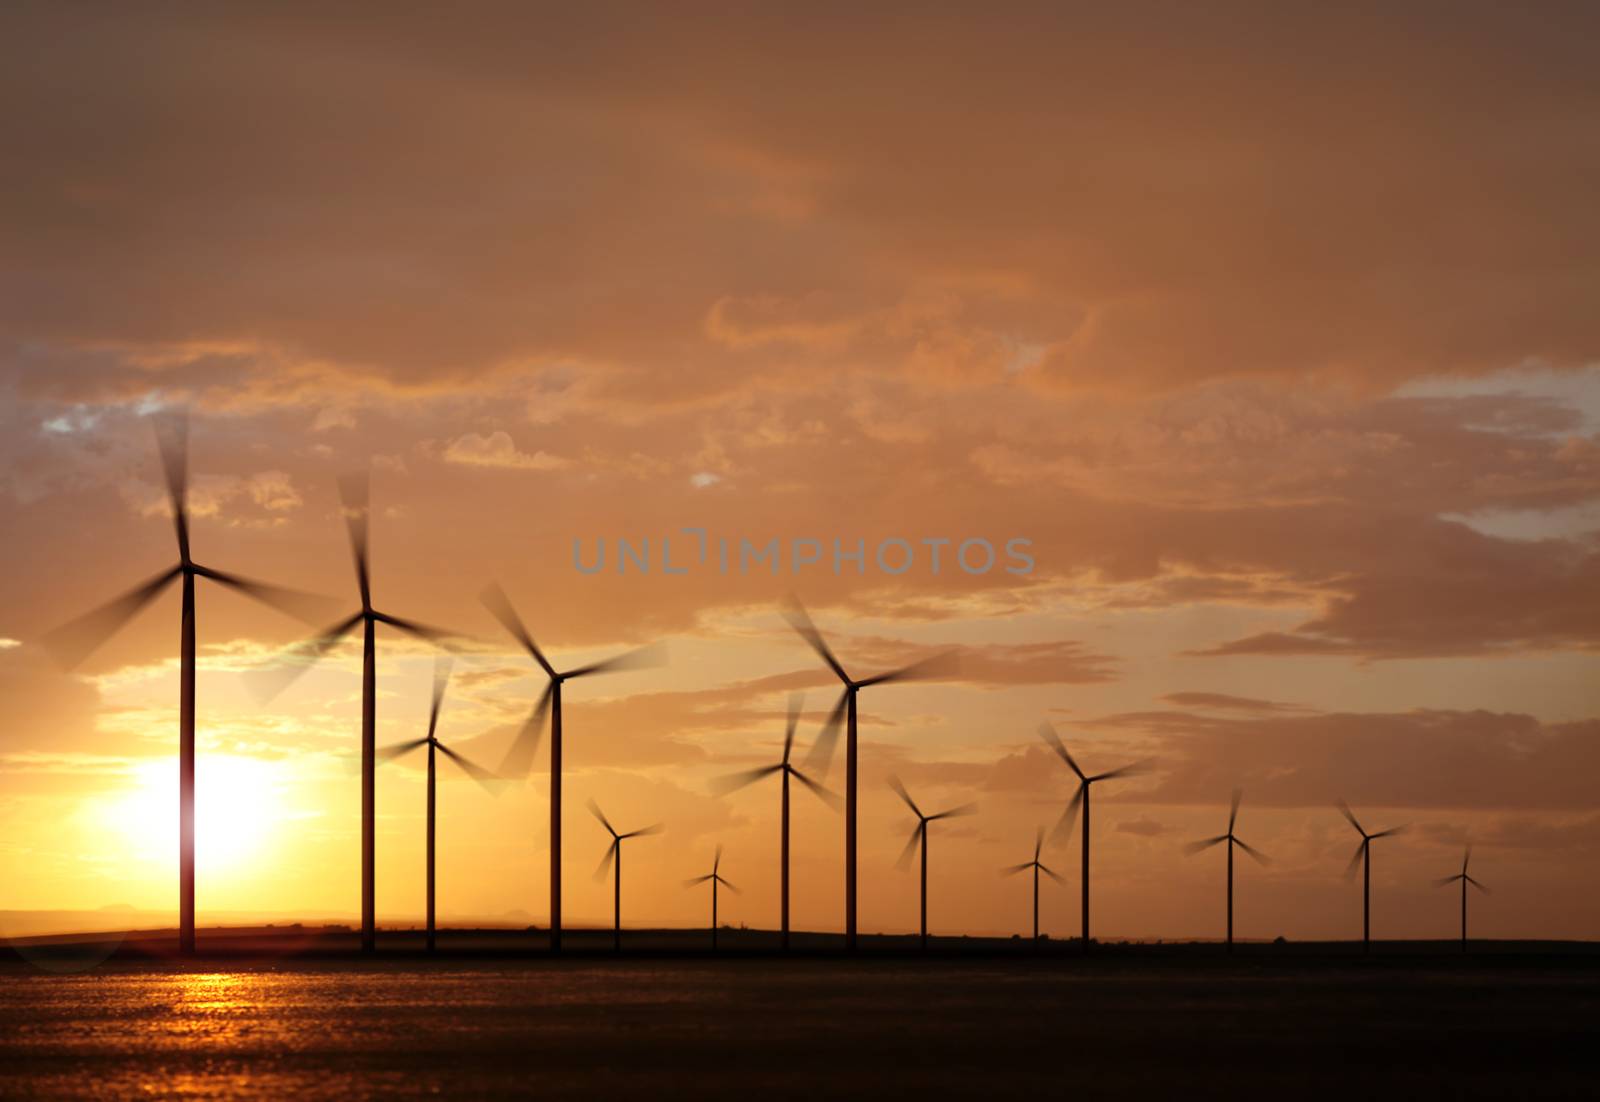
[44,412,326,955]
[481,583,664,954]
[785,598,954,951]
[1184,788,1269,951]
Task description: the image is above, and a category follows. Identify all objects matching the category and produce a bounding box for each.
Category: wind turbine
[683,844,738,951]
[480,583,664,954]
[1001,827,1064,941]
[1337,800,1407,953]
[252,471,453,954]
[376,657,501,952]
[784,598,955,951]
[43,412,327,955]
[889,776,976,952]
[1433,845,1489,952]
[1038,722,1145,951]
[590,799,662,953]
[1184,788,1270,951]
[711,692,840,950]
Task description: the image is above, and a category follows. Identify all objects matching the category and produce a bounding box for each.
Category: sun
[101,755,286,879]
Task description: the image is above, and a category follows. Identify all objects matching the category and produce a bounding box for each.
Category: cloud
[442,431,571,471]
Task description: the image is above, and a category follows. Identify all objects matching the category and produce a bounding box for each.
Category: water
[1,957,1595,1098]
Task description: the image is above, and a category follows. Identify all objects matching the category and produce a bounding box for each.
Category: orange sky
[1,3,1598,943]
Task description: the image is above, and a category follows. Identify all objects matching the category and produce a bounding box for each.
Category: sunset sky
[2,3,1597,943]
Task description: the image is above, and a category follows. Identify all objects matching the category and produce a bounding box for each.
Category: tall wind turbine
[1001,827,1064,941]
[683,844,738,951]
[784,599,954,951]
[252,472,452,954]
[376,657,502,952]
[44,412,326,955]
[1337,800,1407,953]
[1038,722,1145,950]
[590,799,662,953]
[711,692,840,950]
[1184,788,1270,951]
[481,583,664,954]
[1433,845,1489,952]
[889,776,976,952]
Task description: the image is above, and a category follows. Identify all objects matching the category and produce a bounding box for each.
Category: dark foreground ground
[3,930,1597,1099]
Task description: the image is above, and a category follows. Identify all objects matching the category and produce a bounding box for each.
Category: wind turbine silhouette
[784,598,955,951]
[590,799,662,953]
[481,583,664,954]
[1001,827,1064,942]
[1038,722,1146,951]
[889,776,976,952]
[251,471,453,954]
[1433,844,1489,952]
[1337,800,1407,953]
[1184,788,1270,952]
[711,692,840,950]
[683,844,738,951]
[44,412,327,956]
[375,657,502,952]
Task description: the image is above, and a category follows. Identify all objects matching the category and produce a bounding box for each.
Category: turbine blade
[1344,840,1367,881]
[246,610,364,701]
[783,691,803,765]
[713,843,722,874]
[894,824,922,872]
[153,409,189,559]
[1433,875,1461,888]
[684,874,715,887]
[1468,876,1490,894]
[1034,825,1044,862]
[587,798,617,837]
[479,582,555,676]
[930,802,977,821]
[1369,824,1409,840]
[781,597,850,683]
[624,822,665,839]
[1050,783,1086,845]
[1001,862,1032,876]
[376,737,429,764]
[594,841,617,882]
[1336,799,1366,837]
[718,876,740,894]
[1036,722,1085,780]
[1090,761,1149,784]
[1040,864,1067,885]
[42,566,181,668]
[1184,834,1228,856]
[498,682,553,779]
[856,650,960,687]
[801,688,848,777]
[436,742,504,795]
[563,641,667,679]
[789,767,843,811]
[428,655,453,741]
[372,611,457,647]
[1229,787,1243,832]
[337,471,371,608]
[887,775,922,819]
[709,764,783,796]
[1463,844,1472,875]
[192,566,337,625]
[1233,836,1271,865]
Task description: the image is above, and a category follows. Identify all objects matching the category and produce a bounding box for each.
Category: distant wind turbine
[376,657,502,952]
[711,692,840,950]
[1184,788,1270,951]
[683,844,738,951]
[1337,800,1408,953]
[44,412,328,955]
[889,776,976,952]
[1038,722,1146,951]
[252,471,453,954]
[482,584,664,954]
[785,598,956,951]
[1001,827,1064,941]
[590,799,663,953]
[1433,845,1489,952]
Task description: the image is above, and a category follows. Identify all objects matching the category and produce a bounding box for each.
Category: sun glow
[99,755,286,879]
